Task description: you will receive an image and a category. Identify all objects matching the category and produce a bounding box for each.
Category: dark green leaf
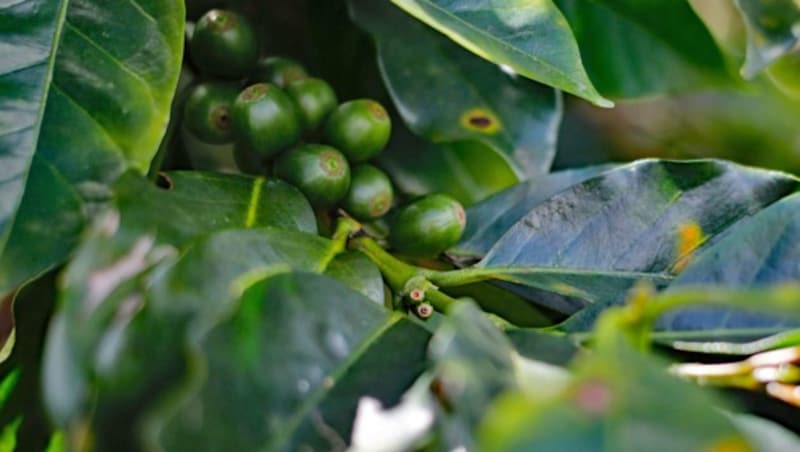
[147,228,335,320]
[0,157,84,292]
[388,0,610,106]
[43,224,381,445]
[351,0,562,177]
[735,0,800,78]
[325,251,386,306]
[0,0,185,294]
[149,272,430,452]
[452,165,615,259]
[0,0,65,280]
[114,171,318,245]
[379,125,518,206]
[655,193,800,333]
[477,160,797,314]
[554,0,729,98]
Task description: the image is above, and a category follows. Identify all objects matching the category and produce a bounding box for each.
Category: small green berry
[325,99,391,162]
[342,165,394,221]
[231,83,302,158]
[286,78,338,131]
[190,9,258,79]
[250,56,309,87]
[274,144,351,208]
[389,194,466,257]
[182,82,239,144]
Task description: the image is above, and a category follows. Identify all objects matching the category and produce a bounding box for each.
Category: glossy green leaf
[114,171,318,245]
[452,165,615,259]
[351,0,562,177]
[478,334,748,452]
[388,0,610,107]
[149,272,430,451]
[379,124,518,206]
[0,0,185,295]
[0,157,84,293]
[475,160,798,314]
[0,0,65,276]
[44,224,380,445]
[554,0,729,98]
[325,251,386,306]
[735,0,800,78]
[147,228,336,320]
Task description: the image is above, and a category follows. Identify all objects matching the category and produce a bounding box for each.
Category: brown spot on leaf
[469,116,492,128]
[460,108,501,134]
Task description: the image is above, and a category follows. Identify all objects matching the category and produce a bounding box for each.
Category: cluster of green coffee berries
[182,9,465,257]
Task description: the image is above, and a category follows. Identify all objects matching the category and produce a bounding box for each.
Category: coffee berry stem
[350,236,458,313]
[318,217,362,272]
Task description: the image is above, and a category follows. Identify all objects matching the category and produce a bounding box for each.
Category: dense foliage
[3,0,800,450]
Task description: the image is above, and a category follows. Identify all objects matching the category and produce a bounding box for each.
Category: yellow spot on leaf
[706,436,753,452]
[460,108,502,135]
[673,221,705,273]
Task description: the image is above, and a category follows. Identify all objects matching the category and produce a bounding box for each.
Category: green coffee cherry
[251,56,309,87]
[343,165,394,221]
[389,194,466,257]
[190,9,258,79]
[231,83,302,158]
[182,83,238,144]
[275,144,351,208]
[286,78,338,131]
[325,99,391,162]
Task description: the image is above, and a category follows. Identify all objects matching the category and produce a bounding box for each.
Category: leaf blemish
[460,108,501,134]
[673,221,705,273]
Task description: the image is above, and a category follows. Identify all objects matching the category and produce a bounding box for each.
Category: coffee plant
[4,0,800,450]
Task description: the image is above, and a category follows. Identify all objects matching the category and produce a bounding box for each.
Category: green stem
[351,237,460,313]
[424,267,500,287]
[424,286,458,313]
[318,217,362,272]
[351,236,420,292]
